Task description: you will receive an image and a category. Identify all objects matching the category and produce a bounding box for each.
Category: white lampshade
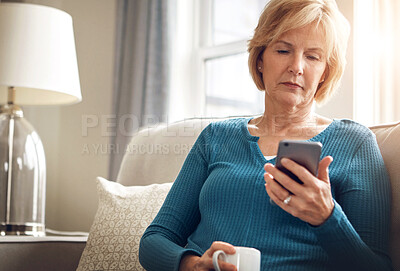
[0,3,81,105]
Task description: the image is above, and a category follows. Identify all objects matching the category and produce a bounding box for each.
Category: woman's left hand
[264,156,334,226]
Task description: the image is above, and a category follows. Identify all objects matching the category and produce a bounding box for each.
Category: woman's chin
[267,91,312,111]
[277,95,304,108]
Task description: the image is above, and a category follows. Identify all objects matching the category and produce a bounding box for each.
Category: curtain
[373,0,400,123]
[109,0,175,180]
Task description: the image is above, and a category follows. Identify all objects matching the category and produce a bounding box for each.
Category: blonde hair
[248,0,350,105]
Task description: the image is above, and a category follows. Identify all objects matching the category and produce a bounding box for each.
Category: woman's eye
[307,55,320,61]
[277,50,289,54]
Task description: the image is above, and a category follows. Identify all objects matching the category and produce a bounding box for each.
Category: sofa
[2,117,399,271]
[81,117,400,271]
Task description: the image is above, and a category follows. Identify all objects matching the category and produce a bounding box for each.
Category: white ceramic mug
[212,246,261,271]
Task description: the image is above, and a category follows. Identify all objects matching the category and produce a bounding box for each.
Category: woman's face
[258,23,327,110]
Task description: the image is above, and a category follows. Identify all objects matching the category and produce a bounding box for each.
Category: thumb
[318,156,333,183]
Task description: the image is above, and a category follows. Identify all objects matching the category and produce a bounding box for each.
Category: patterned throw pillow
[77,177,172,271]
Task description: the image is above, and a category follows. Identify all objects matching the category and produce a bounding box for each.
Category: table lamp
[0,3,82,236]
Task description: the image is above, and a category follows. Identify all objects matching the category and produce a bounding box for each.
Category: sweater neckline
[242,116,338,141]
[242,117,338,162]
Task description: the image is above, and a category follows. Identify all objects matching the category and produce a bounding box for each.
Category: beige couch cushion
[116,118,217,186]
[370,122,400,269]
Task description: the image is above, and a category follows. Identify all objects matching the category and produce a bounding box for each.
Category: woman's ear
[257,59,263,73]
[315,68,328,97]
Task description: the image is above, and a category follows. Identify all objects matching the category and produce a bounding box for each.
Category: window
[168,0,268,121]
[200,0,268,117]
[353,0,400,125]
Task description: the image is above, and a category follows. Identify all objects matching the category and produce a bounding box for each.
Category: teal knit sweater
[139,118,392,270]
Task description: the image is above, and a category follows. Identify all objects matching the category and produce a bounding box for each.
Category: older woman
[139,0,392,270]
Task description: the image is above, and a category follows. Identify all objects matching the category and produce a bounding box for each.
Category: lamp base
[0,101,46,238]
[0,223,45,237]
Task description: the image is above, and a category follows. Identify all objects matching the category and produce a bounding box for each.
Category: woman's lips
[281,82,303,89]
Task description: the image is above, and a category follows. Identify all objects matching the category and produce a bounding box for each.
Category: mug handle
[212,250,227,271]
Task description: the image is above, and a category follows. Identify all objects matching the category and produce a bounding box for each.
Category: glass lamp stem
[6,86,16,224]
[6,117,14,224]
[6,87,15,224]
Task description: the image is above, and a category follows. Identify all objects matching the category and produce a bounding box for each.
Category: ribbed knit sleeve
[310,132,392,270]
[139,123,213,271]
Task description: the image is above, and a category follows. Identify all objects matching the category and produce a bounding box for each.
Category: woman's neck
[255,112,316,136]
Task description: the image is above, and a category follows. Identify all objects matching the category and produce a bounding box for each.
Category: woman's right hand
[179,241,237,271]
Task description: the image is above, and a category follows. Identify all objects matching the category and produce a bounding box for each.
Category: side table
[0,235,87,271]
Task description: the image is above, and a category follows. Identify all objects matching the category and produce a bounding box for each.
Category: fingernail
[265,172,273,179]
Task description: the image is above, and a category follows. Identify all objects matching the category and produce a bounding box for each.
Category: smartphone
[275,140,322,184]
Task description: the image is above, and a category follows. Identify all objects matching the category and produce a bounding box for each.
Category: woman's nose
[288,55,304,76]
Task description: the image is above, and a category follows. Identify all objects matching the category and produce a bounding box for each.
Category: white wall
[23,0,117,231]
